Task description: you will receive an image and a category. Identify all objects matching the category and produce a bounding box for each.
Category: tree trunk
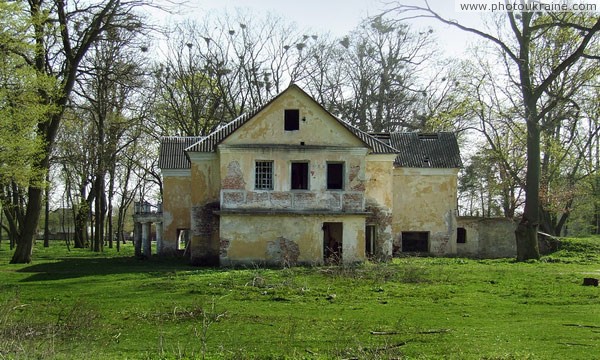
[515,117,541,261]
[10,186,43,263]
[44,175,50,247]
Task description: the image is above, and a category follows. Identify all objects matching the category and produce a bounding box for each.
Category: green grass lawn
[0,238,599,359]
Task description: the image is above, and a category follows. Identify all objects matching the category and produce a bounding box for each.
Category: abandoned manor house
[151,84,470,266]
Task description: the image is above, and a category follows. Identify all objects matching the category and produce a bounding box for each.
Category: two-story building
[157,84,462,266]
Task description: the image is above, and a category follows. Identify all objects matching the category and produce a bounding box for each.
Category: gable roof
[375,132,462,168]
[158,86,461,170]
[158,136,203,169]
[185,84,397,155]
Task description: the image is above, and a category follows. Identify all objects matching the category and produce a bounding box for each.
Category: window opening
[423,156,431,167]
[401,231,429,253]
[365,225,376,257]
[457,227,467,244]
[291,162,309,190]
[327,162,344,190]
[255,161,274,190]
[177,229,191,251]
[284,109,300,131]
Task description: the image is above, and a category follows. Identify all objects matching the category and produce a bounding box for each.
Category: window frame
[255,160,274,190]
[284,109,300,131]
[290,161,309,190]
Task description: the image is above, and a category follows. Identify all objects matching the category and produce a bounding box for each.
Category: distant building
[154,84,464,266]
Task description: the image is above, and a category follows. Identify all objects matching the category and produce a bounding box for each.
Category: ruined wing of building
[151,84,469,266]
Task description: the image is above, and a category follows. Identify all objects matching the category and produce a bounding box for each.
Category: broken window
[255,161,273,190]
[401,231,429,253]
[284,109,300,131]
[327,162,344,190]
[457,227,467,244]
[365,224,376,257]
[291,162,309,190]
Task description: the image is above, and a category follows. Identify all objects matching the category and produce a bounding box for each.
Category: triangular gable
[185,84,397,154]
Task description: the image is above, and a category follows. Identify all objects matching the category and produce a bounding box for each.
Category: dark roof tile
[158,136,203,169]
[385,132,462,168]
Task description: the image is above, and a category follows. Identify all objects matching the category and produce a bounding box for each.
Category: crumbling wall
[364,155,396,259]
[222,161,246,189]
[266,237,300,267]
[219,213,366,266]
[366,201,393,260]
[190,201,220,266]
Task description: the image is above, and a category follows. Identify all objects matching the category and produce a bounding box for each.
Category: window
[327,162,344,190]
[284,109,300,131]
[401,232,429,253]
[291,162,309,190]
[255,161,274,190]
[457,227,467,244]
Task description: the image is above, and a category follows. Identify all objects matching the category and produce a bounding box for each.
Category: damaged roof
[158,136,203,169]
[378,132,462,168]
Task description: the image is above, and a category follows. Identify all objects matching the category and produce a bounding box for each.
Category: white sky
[155,0,486,57]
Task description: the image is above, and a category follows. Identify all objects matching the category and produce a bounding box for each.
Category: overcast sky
[153,0,485,57]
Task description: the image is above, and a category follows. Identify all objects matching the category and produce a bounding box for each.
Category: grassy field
[0,238,599,359]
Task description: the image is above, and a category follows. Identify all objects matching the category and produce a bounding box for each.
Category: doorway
[323,222,343,264]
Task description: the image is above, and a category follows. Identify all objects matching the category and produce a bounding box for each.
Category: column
[134,222,142,258]
[142,222,151,258]
[155,222,163,255]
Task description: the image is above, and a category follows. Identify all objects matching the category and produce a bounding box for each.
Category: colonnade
[132,201,163,258]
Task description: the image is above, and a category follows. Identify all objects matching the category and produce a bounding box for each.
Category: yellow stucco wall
[189,154,220,204]
[365,155,396,258]
[218,147,367,195]
[393,167,459,255]
[161,85,460,265]
[222,86,365,148]
[219,213,366,266]
[161,172,192,254]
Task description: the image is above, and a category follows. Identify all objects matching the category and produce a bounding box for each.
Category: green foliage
[0,1,58,188]
[1,239,600,359]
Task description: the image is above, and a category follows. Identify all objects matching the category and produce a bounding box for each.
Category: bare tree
[8,0,152,263]
[388,1,600,260]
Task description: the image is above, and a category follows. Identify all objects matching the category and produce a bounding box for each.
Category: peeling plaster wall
[393,167,459,255]
[457,217,517,258]
[161,171,192,255]
[219,213,366,266]
[218,146,369,211]
[365,155,396,259]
